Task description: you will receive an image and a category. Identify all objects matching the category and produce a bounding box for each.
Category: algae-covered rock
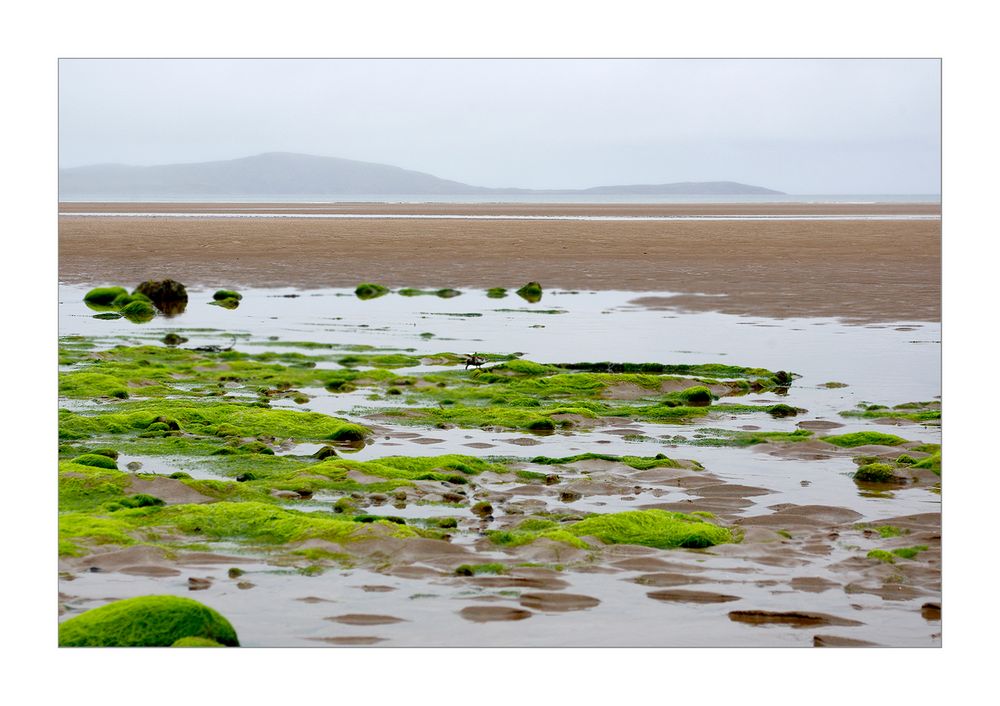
[515,281,543,303]
[59,595,239,647]
[119,300,156,322]
[355,283,389,300]
[162,332,189,347]
[213,289,242,301]
[486,287,508,299]
[679,386,713,406]
[853,463,909,484]
[70,453,118,470]
[172,636,224,647]
[83,286,128,306]
[135,279,188,316]
[767,403,799,418]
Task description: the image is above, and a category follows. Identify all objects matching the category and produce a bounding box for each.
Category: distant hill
[59,152,784,197]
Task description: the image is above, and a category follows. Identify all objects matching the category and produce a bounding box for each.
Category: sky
[58,58,941,194]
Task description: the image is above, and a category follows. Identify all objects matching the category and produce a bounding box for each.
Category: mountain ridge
[59,152,785,197]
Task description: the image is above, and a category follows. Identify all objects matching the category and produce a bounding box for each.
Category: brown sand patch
[737,505,864,529]
[729,610,863,628]
[469,575,571,591]
[633,572,708,587]
[119,565,182,577]
[127,476,214,505]
[796,420,845,431]
[519,592,601,612]
[647,589,741,604]
[813,634,879,647]
[311,636,387,645]
[325,614,406,626]
[59,212,939,323]
[459,605,533,622]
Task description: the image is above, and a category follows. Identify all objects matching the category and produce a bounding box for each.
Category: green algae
[60,402,370,443]
[840,401,941,423]
[355,283,390,300]
[59,595,239,647]
[59,513,137,555]
[684,428,813,447]
[565,510,734,549]
[912,451,942,474]
[867,545,929,563]
[60,373,130,400]
[486,287,508,299]
[822,431,908,448]
[213,289,242,301]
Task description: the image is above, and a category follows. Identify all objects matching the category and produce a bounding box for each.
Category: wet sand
[58,203,940,323]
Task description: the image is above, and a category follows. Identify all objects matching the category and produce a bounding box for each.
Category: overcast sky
[59,59,940,194]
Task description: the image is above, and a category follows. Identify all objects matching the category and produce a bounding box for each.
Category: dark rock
[135,279,188,316]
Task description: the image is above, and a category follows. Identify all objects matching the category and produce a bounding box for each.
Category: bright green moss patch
[912,451,941,474]
[136,501,415,544]
[822,431,908,448]
[355,283,390,300]
[59,595,239,647]
[867,545,929,563]
[59,513,137,555]
[565,510,734,549]
[529,452,681,470]
[60,373,130,400]
[59,402,371,443]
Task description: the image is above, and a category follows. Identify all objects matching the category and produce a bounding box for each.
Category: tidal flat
[57,284,941,646]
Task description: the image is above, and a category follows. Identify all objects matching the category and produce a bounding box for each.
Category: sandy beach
[59,203,940,323]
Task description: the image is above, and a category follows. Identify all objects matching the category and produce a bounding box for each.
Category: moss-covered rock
[822,431,907,448]
[58,595,239,647]
[172,636,225,647]
[486,287,508,299]
[161,332,189,347]
[135,279,188,316]
[853,463,908,484]
[566,509,734,549]
[83,286,128,306]
[515,281,543,303]
[355,283,389,300]
[70,453,119,470]
[119,300,156,322]
[213,289,242,301]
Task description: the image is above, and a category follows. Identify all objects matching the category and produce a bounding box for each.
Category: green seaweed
[486,287,508,299]
[853,463,908,484]
[213,289,242,301]
[529,452,682,470]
